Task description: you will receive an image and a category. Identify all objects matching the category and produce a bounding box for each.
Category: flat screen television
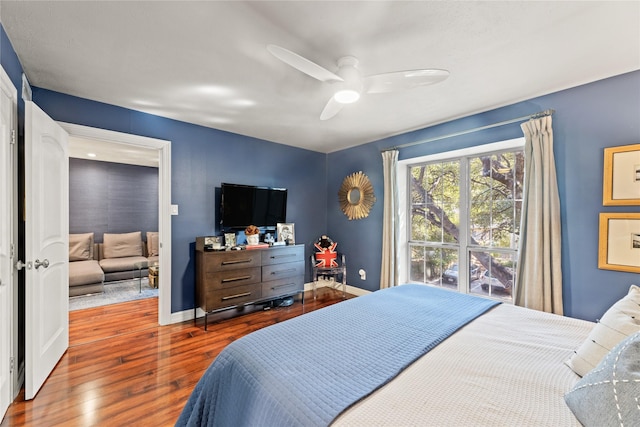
[220,183,287,229]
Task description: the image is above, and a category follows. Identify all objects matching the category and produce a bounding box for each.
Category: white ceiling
[1,1,639,153]
[68,135,159,168]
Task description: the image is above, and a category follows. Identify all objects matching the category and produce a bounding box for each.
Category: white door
[0,68,16,420]
[24,101,69,400]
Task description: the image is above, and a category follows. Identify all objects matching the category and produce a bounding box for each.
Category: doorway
[58,123,172,325]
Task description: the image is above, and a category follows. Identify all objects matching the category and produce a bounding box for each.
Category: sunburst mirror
[338,171,376,220]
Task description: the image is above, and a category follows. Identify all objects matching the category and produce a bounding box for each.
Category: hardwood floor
[1,288,352,426]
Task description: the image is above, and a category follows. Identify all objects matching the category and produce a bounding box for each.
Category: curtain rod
[381,108,555,152]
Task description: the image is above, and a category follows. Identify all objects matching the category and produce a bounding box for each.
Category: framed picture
[277,223,295,244]
[603,143,640,206]
[224,232,236,248]
[598,212,640,273]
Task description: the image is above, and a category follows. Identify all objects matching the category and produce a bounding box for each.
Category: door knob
[15,260,31,270]
[34,259,49,270]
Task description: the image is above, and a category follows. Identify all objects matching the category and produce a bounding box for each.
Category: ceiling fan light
[334,89,360,104]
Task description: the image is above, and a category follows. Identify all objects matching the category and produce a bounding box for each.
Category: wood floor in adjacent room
[2,288,352,426]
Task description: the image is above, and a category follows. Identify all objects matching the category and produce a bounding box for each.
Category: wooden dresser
[195,237,305,329]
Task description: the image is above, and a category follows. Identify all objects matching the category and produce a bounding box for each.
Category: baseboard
[168,281,372,325]
[303,279,371,297]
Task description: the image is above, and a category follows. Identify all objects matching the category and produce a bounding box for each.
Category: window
[399,139,525,302]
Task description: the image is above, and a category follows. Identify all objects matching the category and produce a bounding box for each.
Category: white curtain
[516,116,563,314]
[380,150,399,289]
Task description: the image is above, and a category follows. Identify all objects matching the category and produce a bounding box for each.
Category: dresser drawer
[262,260,304,281]
[261,276,304,299]
[205,283,262,310]
[206,267,261,290]
[203,250,261,272]
[261,245,304,266]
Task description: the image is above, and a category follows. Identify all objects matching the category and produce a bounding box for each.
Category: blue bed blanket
[176,284,500,427]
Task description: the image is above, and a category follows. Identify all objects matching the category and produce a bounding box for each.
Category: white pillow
[565,284,640,377]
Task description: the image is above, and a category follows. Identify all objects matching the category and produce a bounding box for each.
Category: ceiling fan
[267,44,450,120]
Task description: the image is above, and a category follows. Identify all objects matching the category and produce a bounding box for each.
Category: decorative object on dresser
[224,232,236,248]
[194,237,305,329]
[204,236,223,250]
[244,224,260,246]
[276,222,295,244]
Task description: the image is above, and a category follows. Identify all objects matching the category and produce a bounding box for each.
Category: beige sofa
[69,233,104,297]
[97,231,150,282]
[69,231,159,296]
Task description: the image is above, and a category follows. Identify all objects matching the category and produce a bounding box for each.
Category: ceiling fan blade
[364,69,449,94]
[320,96,343,121]
[267,44,343,83]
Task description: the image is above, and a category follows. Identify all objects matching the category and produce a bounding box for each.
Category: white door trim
[57,123,173,325]
[0,64,18,418]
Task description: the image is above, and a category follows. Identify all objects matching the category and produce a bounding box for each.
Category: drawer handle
[221,259,252,265]
[271,268,296,276]
[222,275,252,283]
[271,283,295,290]
[221,292,252,301]
[270,254,296,259]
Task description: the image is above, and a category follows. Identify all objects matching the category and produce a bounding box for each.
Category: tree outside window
[408,149,523,302]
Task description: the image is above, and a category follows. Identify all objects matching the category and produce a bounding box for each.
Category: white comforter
[335,304,594,426]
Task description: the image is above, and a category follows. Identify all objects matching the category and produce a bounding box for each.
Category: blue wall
[327,70,640,321]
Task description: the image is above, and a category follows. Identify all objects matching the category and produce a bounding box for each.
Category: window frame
[397,138,525,297]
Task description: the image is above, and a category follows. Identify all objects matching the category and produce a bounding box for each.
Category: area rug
[69,278,158,311]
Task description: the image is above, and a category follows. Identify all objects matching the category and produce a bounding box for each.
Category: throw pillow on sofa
[69,232,94,261]
[103,231,143,259]
[147,231,159,256]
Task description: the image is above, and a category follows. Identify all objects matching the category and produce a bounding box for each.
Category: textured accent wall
[69,158,159,242]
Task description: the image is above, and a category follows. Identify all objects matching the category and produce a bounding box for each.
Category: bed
[177,284,640,427]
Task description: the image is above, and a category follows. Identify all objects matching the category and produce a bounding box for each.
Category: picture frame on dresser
[603,143,640,206]
[277,222,295,244]
[598,212,640,273]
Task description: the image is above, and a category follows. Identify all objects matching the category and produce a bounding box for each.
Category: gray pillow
[565,331,640,427]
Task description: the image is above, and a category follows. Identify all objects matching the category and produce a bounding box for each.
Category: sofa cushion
[69,233,94,261]
[103,231,143,259]
[69,259,104,287]
[147,231,159,256]
[99,256,148,273]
